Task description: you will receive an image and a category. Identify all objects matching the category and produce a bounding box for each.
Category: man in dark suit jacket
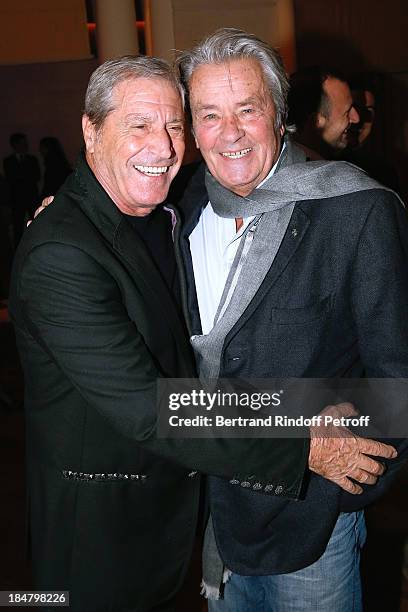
[3,132,40,246]
[176,29,408,612]
[9,55,325,612]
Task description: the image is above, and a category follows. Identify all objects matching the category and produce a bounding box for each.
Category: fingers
[348,468,378,485]
[331,402,358,418]
[29,195,55,226]
[42,195,54,207]
[33,205,46,219]
[319,402,358,420]
[336,476,363,495]
[358,454,385,476]
[358,438,397,459]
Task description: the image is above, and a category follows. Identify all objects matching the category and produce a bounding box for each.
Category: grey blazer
[177,162,408,575]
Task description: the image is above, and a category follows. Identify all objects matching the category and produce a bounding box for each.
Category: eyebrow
[193,103,218,113]
[194,96,262,112]
[237,96,260,106]
[124,113,183,124]
[124,113,153,123]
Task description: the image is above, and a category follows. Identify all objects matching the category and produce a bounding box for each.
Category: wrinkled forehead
[189,58,272,107]
[111,75,184,111]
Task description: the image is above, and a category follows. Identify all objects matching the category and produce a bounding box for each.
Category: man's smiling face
[317,77,359,152]
[83,77,185,216]
[190,58,283,197]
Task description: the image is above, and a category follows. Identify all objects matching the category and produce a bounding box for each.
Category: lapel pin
[291,228,298,237]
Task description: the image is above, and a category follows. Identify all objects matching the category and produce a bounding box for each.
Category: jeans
[208,510,366,612]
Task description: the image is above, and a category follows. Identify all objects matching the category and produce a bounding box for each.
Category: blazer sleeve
[15,241,309,499]
[341,191,408,511]
[350,191,408,378]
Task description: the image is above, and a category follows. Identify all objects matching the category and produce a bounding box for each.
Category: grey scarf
[195,138,390,600]
[192,139,383,383]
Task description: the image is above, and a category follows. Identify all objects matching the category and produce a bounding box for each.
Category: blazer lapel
[227,205,310,336]
[73,153,189,346]
[175,194,208,337]
[113,218,190,345]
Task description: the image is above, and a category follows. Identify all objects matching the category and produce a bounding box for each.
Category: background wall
[0,0,407,198]
[0,59,97,169]
[146,0,296,72]
[0,0,94,171]
[0,0,90,64]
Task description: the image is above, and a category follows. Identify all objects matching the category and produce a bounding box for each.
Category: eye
[203,113,218,121]
[168,124,184,134]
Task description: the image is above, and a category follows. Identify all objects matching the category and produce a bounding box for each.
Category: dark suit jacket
[177,162,408,575]
[9,153,308,611]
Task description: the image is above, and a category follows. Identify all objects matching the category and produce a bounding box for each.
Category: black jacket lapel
[113,217,191,348]
[74,151,189,349]
[175,163,209,337]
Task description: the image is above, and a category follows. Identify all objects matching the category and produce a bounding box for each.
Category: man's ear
[316,112,326,129]
[82,115,97,153]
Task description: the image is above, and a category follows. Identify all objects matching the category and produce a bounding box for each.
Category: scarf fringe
[200,569,232,600]
[200,580,221,600]
[223,568,232,584]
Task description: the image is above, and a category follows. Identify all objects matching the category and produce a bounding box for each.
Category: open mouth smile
[133,165,170,176]
[220,148,252,159]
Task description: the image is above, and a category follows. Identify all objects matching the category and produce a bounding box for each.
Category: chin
[130,203,159,217]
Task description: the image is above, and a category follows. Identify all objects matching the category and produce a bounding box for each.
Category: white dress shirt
[189,149,284,335]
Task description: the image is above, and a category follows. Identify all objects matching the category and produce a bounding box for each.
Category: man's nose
[148,129,174,159]
[349,106,360,125]
[220,115,245,142]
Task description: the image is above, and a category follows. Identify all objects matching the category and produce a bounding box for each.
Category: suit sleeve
[16,241,309,498]
[341,191,408,510]
[350,191,408,378]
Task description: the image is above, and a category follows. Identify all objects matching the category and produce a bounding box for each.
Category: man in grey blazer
[176,28,408,612]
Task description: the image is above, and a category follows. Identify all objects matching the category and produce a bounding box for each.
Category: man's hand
[27,195,54,227]
[308,402,397,494]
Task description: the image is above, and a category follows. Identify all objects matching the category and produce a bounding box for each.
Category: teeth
[133,165,169,175]
[221,148,252,159]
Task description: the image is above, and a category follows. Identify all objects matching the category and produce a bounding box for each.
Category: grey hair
[84,55,184,131]
[176,28,292,131]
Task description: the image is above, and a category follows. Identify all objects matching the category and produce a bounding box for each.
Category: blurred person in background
[287,66,359,160]
[39,136,72,199]
[344,76,400,191]
[3,132,40,247]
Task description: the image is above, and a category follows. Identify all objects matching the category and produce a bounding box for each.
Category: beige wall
[0,0,90,64]
[1,0,406,197]
[146,0,296,73]
[0,0,93,179]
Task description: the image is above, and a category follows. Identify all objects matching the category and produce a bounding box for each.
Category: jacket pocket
[270,295,333,325]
